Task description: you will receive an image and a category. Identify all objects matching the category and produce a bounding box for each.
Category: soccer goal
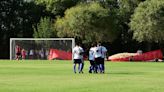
[10,38,75,60]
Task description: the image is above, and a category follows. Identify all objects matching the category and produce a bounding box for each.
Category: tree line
[0,0,164,59]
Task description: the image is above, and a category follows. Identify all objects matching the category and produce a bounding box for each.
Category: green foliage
[129,0,164,42]
[34,0,79,16]
[0,0,46,58]
[33,17,56,38]
[118,0,142,23]
[0,0,25,39]
[55,2,119,43]
[0,0,163,58]
[0,0,45,39]
[102,0,119,9]
[111,0,144,48]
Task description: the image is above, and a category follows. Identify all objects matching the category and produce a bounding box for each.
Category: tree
[34,0,80,16]
[0,0,47,58]
[55,2,119,43]
[33,17,56,38]
[117,0,144,42]
[112,0,145,52]
[129,0,164,43]
[118,0,143,24]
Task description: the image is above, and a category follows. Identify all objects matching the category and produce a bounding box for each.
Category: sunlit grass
[0,60,164,92]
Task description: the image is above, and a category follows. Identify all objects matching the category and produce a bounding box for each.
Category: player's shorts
[16,52,21,56]
[89,60,95,66]
[100,58,105,65]
[74,59,82,64]
[95,57,102,65]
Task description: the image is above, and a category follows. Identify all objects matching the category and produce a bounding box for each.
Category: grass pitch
[0,60,164,92]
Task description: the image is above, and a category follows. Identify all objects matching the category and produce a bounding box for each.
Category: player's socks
[94,65,98,73]
[97,65,101,73]
[79,63,84,73]
[74,64,76,73]
[89,66,92,73]
[102,64,105,73]
[99,64,103,73]
[78,63,82,73]
[81,63,84,70]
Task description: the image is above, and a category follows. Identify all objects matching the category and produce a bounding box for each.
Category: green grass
[0,60,164,92]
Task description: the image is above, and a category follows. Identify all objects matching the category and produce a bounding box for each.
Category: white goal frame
[10,38,75,60]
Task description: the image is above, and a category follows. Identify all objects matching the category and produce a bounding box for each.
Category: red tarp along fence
[109,49,163,61]
[48,49,72,60]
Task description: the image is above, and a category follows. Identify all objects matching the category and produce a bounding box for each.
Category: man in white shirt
[94,42,107,73]
[79,45,84,73]
[99,43,107,73]
[29,49,34,59]
[73,43,84,73]
[93,43,102,73]
[88,43,96,73]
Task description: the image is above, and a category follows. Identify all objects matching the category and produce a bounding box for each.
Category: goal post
[10,38,75,60]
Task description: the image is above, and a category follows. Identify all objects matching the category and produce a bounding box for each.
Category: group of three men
[73,43,107,74]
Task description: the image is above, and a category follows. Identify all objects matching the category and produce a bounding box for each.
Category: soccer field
[0,60,164,92]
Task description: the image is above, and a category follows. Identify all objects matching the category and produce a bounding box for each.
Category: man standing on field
[73,43,84,73]
[16,44,21,60]
[21,49,26,60]
[93,43,102,73]
[79,44,84,73]
[99,43,107,73]
[88,43,96,73]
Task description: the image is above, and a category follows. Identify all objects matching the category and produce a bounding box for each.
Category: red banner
[134,49,163,61]
[48,49,72,60]
[109,49,163,61]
